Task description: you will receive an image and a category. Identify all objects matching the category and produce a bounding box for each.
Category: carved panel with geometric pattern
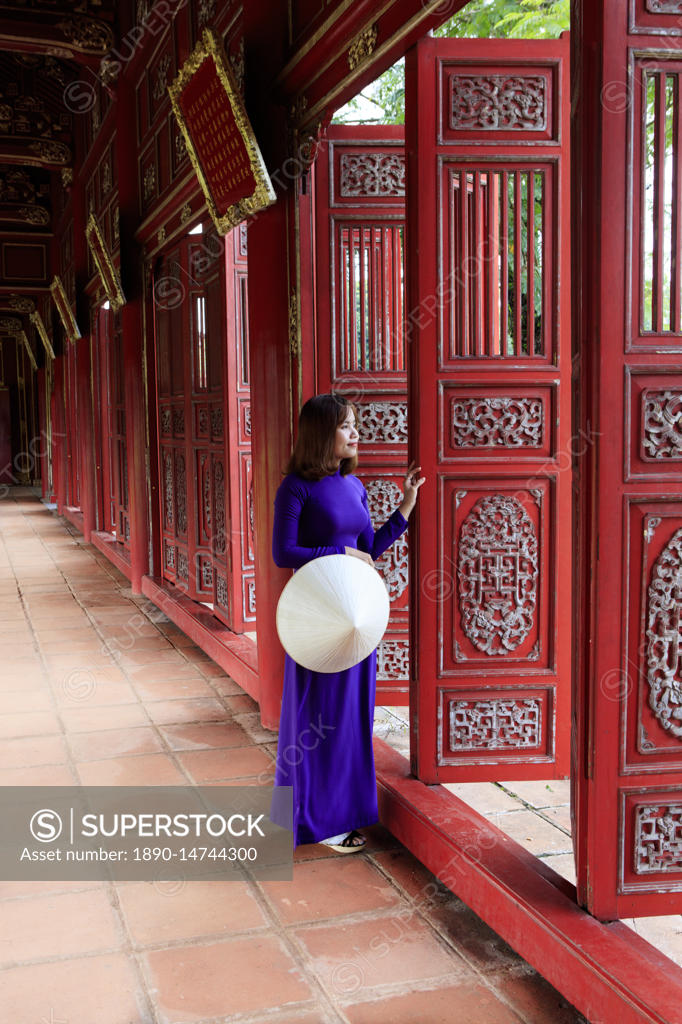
[457,494,538,657]
[451,397,543,449]
[642,390,682,459]
[365,478,409,603]
[449,698,542,750]
[339,152,405,197]
[450,74,547,131]
[437,687,552,766]
[441,60,559,144]
[635,804,682,874]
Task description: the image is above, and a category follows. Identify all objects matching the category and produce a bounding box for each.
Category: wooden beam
[0,140,70,170]
[0,9,112,62]
[277,0,469,130]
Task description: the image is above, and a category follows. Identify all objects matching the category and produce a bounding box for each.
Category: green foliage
[333,0,570,125]
[437,0,569,40]
[333,60,405,125]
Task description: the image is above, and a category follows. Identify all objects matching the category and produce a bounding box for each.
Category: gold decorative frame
[19,330,37,372]
[30,310,55,360]
[50,275,80,345]
[168,28,276,235]
[86,213,125,311]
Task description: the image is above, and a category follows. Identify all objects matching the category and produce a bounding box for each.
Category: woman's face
[333,406,359,462]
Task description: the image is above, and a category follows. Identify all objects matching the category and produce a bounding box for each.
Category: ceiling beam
[0,138,70,169]
[0,9,113,64]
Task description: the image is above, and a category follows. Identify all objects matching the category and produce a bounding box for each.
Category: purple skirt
[271,648,378,847]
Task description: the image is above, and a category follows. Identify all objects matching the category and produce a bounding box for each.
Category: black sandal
[325,829,366,854]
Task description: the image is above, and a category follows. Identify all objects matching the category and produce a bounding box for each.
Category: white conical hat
[276,553,390,673]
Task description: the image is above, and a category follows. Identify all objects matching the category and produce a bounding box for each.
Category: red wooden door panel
[187,242,225,606]
[406,36,571,782]
[153,227,253,632]
[315,124,410,704]
[574,1,682,919]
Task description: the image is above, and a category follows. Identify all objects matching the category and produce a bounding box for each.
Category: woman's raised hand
[344,546,374,567]
[400,460,425,516]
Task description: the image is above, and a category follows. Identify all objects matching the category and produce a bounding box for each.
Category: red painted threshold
[90,531,132,582]
[374,739,682,1024]
[141,575,259,701]
[62,505,84,535]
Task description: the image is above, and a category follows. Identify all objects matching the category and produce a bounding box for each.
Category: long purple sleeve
[272,475,346,569]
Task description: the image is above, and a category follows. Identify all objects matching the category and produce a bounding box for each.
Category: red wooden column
[244,3,294,729]
[116,75,149,594]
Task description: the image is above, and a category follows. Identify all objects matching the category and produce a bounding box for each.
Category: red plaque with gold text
[169,29,275,234]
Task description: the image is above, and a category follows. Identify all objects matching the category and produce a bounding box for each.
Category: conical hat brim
[276,554,390,673]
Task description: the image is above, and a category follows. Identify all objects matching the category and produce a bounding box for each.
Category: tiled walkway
[0,490,588,1024]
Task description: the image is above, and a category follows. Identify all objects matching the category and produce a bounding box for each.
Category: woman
[271,393,424,853]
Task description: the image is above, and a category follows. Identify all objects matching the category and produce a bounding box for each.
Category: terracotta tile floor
[0,489,588,1024]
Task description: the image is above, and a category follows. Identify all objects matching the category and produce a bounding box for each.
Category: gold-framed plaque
[168,28,276,235]
[50,275,80,345]
[29,310,55,360]
[86,213,125,311]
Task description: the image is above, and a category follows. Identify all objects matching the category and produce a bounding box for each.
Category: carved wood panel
[626,368,682,478]
[408,36,570,782]
[153,225,252,630]
[440,60,560,144]
[438,686,554,766]
[438,480,550,675]
[440,383,556,461]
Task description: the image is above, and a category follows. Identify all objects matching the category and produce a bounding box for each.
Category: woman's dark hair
[285,392,358,480]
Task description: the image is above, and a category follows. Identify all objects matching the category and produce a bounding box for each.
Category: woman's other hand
[344,546,375,567]
[399,460,425,519]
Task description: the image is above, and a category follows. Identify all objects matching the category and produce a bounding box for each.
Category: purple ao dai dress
[271,465,409,847]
